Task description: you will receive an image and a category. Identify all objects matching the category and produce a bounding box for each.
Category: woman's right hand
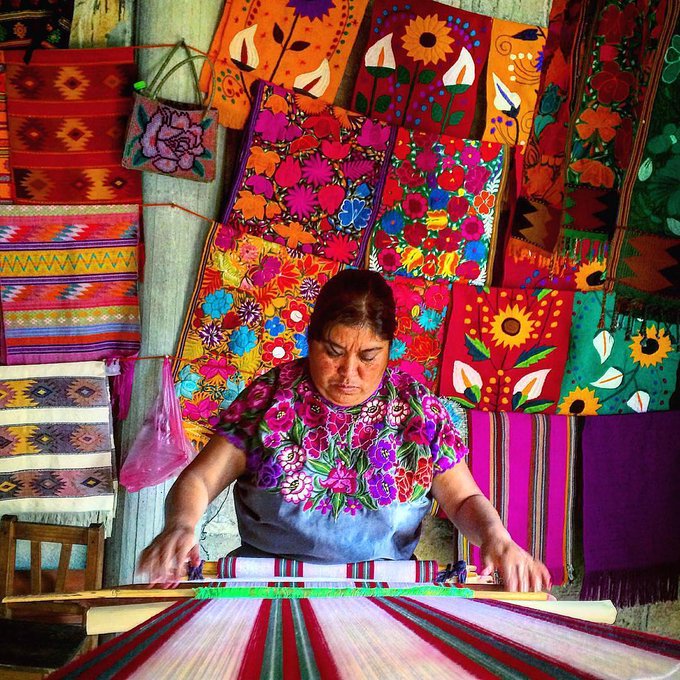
[137,524,200,586]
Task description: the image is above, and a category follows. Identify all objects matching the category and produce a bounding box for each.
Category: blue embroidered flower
[220,379,244,409]
[338,198,371,230]
[389,339,407,360]
[428,188,448,210]
[202,290,233,319]
[294,332,309,356]
[464,240,487,263]
[175,365,200,399]
[229,326,257,356]
[265,317,285,337]
[380,209,404,235]
[418,309,443,331]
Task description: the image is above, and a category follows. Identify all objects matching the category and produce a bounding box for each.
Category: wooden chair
[0,516,105,678]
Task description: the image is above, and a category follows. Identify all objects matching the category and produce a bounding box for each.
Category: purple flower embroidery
[197,321,224,348]
[464,165,491,195]
[264,400,295,432]
[343,497,363,515]
[317,497,333,514]
[367,471,397,506]
[237,298,262,325]
[459,145,482,168]
[251,256,281,287]
[421,394,446,421]
[254,110,291,143]
[285,184,319,219]
[286,0,335,21]
[263,431,283,448]
[368,437,397,471]
[256,458,283,489]
[320,460,357,494]
[246,174,274,199]
[140,107,206,174]
[301,153,334,186]
[404,416,434,446]
[299,278,321,301]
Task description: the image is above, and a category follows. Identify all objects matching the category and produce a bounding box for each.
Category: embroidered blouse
[216,359,466,562]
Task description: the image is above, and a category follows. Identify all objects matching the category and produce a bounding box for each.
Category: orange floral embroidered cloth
[201,0,369,129]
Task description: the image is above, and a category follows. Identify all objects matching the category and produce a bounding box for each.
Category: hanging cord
[142,202,216,225]
[132,42,210,58]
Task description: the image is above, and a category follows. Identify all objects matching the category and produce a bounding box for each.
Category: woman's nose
[338,355,358,377]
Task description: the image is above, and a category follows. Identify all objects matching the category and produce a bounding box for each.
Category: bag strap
[144,41,216,117]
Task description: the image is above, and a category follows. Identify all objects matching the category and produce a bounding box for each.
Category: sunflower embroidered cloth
[174,225,342,447]
[201,0,368,129]
[0,204,141,365]
[385,274,450,391]
[222,81,394,266]
[215,359,466,563]
[438,285,574,414]
[0,1,73,50]
[4,47,141,204]
[351,0,492,138]
[367,128,507,284]
[482,18,546,150]
[557,291,679,415]
[0,361,115,514]
[457,410,576,585]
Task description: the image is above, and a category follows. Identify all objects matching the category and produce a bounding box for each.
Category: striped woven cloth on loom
[0,204,141,365]
[4,47,141,204]
[49,596,680,679]
[459,410,576,585]
[0,361,115,514]
[215,557,438,582]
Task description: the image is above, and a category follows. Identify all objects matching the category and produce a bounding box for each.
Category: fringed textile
[581,411,680,607]
[367,127,507,284]
[351,0,492,137]
[223,81,393,265]
[0,204,142,365]
[173,225,342,447]
[215,557,438,582]
[0,1,73,51]
[49,595,680,679]
[438,285,574,414]
[0,361,115,515]
[200,0,368,129]
[385,274,450,391]
[482,18,546,150]
[557,291,679,415]
[4,47,142,204]
[458,410,576,586]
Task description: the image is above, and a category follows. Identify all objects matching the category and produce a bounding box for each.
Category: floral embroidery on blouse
[217,360,466,518]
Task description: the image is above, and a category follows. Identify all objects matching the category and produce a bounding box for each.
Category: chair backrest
[0,515,104,602]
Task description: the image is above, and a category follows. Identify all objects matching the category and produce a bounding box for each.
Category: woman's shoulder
[384,366,435,398]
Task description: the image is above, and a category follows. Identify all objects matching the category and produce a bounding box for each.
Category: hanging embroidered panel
[481,18,546,151]
[559,0,667,254]
[367,128,507,284]
[4,47,142,204]
[222,81,393,266]
[0,1,73,50]
[201,0,369,129]
[174,224,342,447]
[351,0,492,137]
[0,53,10,204]
[607,12,680,322]
[0,204,141,365]
[557,291,679,415]
[438,285,574,414]
[0,361,115,514]
[459,410,576,586]
[385,274,451,391]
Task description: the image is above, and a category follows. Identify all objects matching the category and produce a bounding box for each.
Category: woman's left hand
[480,533,552,592]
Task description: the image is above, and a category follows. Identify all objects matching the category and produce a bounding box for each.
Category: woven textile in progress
[0,361,115,514]
[0,204,141,365]
[459,410,576,586]
[4,47,141,204]
[49,595,680,678]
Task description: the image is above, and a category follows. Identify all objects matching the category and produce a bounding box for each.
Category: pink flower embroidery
[320,460,358,494]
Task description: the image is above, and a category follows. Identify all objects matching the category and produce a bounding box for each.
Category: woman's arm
[432,461,551,592]
[137,434,247,583]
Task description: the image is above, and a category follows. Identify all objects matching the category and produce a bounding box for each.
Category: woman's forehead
[323,323,388,347]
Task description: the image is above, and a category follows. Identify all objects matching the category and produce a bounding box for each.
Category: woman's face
[308,323,390,407]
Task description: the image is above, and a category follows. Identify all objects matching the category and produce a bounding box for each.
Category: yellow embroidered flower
[402,15,455,66]
[558,387,602,415]
[629,325,673,367]
[574,260,606,291]
[488,304,535,348]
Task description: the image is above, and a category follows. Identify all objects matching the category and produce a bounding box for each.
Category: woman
[139,270,551,592]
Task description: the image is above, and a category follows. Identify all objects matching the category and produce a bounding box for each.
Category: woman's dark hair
[308,270,396,342]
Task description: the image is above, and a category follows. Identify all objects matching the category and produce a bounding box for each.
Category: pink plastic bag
[120,357,197,492]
